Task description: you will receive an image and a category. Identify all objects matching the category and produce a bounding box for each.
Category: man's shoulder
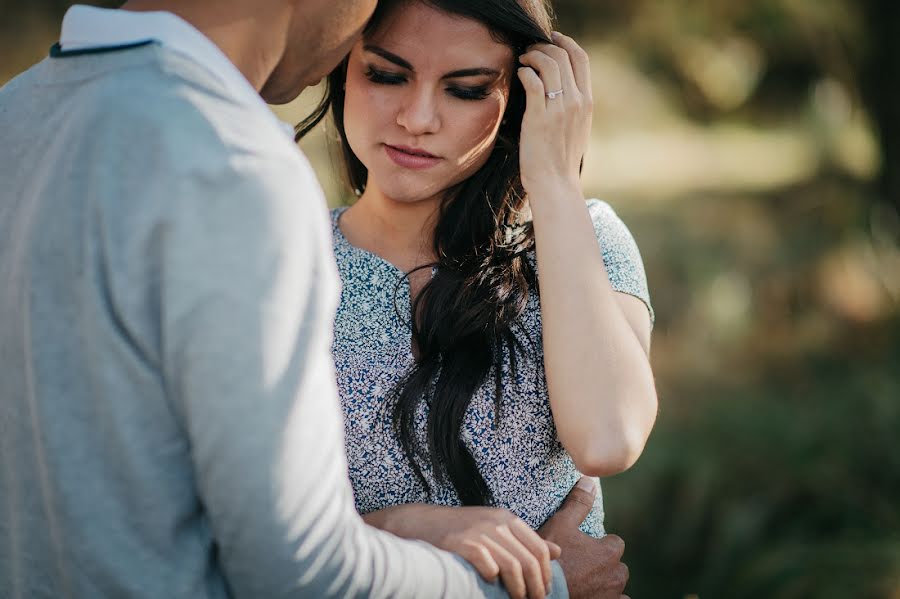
[1,43,324,236]
[3,44,296,161]
[103,47,292,160]
[17,44,292,168]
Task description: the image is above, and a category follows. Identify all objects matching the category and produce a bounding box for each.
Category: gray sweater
[0,42,568,598]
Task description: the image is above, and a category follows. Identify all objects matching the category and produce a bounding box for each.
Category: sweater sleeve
[139,135,568,597]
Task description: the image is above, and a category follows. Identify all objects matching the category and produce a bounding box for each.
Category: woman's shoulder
[584,198,631,241]
[330,205,348,225]
[329,206,352,249]
[585,197,614,214]
[581,198,640,254]
[584,198,654,322]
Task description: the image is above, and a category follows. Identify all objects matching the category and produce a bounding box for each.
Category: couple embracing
[0,0,657,597]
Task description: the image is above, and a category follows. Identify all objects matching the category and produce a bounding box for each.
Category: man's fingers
[542,477,596,533]
[599,534,626,561]
[615,562,630,591]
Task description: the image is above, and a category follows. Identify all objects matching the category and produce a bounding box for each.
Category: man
[0,1,629,597]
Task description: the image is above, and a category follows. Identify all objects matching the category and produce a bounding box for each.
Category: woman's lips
[384,144,442,170]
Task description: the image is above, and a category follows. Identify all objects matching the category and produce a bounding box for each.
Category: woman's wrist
[362,505,407,536]
[525,177,583,215]
[362,504,449,544]
[527,180,586,225]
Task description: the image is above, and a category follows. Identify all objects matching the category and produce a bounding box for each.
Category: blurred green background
[3,1,899,597]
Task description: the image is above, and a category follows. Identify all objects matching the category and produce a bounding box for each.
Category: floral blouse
[330,199,653,537]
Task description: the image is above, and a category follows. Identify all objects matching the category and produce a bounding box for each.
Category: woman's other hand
[364,504,561,599]
[517,32,593,200]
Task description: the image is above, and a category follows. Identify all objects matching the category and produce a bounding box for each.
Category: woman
[298,1,657,596]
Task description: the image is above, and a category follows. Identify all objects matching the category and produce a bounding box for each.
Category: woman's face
[343,2,515,204]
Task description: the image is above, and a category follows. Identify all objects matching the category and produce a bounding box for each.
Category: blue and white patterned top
[330,199,653,538]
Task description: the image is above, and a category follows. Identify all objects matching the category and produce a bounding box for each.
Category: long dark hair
[298,0,554,506]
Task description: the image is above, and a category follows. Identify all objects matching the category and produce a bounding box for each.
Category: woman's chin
[369,179,448,206]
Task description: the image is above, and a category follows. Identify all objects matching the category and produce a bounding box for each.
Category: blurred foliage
[610,356,900,598]
[554,0,865,111]
[2,1,899,597]
[548,4,900,595]
[612,178,900,598]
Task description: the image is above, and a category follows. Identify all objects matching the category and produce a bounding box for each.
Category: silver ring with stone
[545,89,564,99]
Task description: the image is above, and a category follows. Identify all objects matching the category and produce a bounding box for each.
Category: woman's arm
[518,33,657,477]
[363,504,561,599]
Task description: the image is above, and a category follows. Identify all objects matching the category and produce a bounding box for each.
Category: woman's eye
[365,67,406,85]
[448,86,490,101]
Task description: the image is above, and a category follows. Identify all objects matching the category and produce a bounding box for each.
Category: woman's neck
[340,186,442,273]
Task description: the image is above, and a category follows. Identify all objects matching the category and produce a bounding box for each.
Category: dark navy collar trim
[49,39,158,58]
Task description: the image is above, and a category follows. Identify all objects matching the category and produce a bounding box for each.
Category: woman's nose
[396,87,440,136]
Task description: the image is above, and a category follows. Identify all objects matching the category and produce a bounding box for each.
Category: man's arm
[540,478,630,599]
[148,148,566,598]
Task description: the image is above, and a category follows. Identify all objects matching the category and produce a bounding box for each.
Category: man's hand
[539,477,630,599]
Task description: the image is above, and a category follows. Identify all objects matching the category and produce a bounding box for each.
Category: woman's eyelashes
[450,85,490,101]
[364,66,490,101]
[365,66,406,85]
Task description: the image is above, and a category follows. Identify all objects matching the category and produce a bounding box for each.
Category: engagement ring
[545,89,564,99]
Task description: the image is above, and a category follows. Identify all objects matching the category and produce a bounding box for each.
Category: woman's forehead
[364,3,514,69]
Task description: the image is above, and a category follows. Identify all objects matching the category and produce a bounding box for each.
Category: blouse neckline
[331,206,412,281]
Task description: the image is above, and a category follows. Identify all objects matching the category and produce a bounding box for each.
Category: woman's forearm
[529,183,657,477]
[363,504,448,544]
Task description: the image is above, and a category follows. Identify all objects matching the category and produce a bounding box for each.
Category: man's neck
[118,0,290,93]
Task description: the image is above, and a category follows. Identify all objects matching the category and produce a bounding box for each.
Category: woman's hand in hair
[363,504,561,599]
[517,33,657,481]
[517,32,593,201]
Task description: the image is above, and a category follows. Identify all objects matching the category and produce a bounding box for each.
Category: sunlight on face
[342,2,515,204]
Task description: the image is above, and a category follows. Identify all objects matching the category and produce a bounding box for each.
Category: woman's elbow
[571,436,645,477]
[570,409,656,476]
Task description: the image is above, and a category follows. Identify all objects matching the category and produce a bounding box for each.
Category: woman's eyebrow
[443,67,500,79]
[363,44,500,79]
[363,45,413,70]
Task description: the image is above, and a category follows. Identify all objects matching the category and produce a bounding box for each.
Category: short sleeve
[586,199,654,325]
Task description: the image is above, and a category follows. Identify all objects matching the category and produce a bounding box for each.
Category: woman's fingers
[519,50,562,107]
[458,539,501,582]
[494,526,548,599]
[509,518,555,591]
[430,508,560,598]
[517,66,546,118]
[435,508,555,598]
[551,32,592,102]
[530,42,579,99]
[546,540,562,560]
[481,534,530,599]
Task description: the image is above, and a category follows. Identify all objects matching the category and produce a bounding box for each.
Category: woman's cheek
[343,84,378,161]
[453,106,504,171]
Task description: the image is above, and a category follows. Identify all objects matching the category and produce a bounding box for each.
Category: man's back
[0,27,537,595]
[0,43,318,598]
